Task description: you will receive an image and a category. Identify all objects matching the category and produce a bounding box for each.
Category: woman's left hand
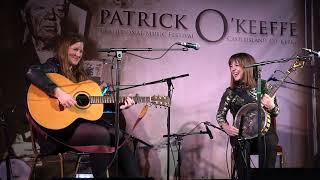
[261,94,275,110]
[99,81,108,91]
[120,96,135,109]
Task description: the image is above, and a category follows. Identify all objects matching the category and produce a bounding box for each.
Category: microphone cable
[122,43,188,61]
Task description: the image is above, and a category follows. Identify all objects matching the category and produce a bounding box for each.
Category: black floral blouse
[216,80,280,127]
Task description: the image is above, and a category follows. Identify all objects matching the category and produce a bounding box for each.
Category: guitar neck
[90,96,152,104]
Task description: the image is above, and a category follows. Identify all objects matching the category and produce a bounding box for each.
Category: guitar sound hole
[76,94,90,107]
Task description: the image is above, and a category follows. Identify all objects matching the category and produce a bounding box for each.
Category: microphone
[176,42,200,50]
[302,48,320,57]
[205,124,213,139]
[204,121,226,133]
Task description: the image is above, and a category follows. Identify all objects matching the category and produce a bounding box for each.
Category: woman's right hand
[221,123,239,136]
[54,87,77,108]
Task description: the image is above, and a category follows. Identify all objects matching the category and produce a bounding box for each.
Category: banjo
[234,58,306,139]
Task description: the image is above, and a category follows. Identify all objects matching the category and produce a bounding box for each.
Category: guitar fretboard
[90,96,151,104]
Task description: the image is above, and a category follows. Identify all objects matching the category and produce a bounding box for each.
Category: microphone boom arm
[204,121,227,134]
[97,47,188,52]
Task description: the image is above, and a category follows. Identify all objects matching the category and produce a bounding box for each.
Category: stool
[276,144,284,168]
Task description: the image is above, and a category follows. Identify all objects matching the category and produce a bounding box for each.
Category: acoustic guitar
[27,73,170,130]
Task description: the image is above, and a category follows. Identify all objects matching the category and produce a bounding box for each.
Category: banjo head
[234,103,268,139]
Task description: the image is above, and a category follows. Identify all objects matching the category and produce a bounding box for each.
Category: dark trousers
[230,130,279,180]
[67,121,141,178]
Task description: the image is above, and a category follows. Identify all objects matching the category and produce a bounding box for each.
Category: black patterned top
[216,80,280,127]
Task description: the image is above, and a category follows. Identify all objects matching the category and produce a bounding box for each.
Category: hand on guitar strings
[54,87,77,108]
[120,96,135,110]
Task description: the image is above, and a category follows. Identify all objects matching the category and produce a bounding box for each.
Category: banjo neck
[267,73,289,97]
[267,58,306,97]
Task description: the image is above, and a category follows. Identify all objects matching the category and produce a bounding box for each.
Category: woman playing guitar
[26,33,141,178]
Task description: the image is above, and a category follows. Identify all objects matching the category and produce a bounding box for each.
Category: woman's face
[67,42,84,67]
[229,60,244,81]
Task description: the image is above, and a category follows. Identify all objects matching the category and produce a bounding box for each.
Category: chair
[249,117,285,168]
[275,144,284,168]
[26,112,93,179]
[26,112,65,179]
[272,118,285,168]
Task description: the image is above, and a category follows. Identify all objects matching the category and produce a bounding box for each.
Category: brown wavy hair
[56,33,89,82]
[228,52,257,89]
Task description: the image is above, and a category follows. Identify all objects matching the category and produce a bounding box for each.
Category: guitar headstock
[151,95,171,107]
[287,58,305,74]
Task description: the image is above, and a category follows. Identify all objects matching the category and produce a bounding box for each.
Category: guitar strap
[100,84,150,150]
[109,104,149,152]
[132,104,149,130]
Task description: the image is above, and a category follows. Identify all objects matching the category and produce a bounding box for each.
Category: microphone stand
[121,74,189,180]
[97,47,187,177]
[244,55,310,168]
[132,74,189,180]
[106,74,189,180]
[256,65,263,169]
[102,120,153,149]
[163,130,209,180]
[205,121,249,178]
[115,74,189,91]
